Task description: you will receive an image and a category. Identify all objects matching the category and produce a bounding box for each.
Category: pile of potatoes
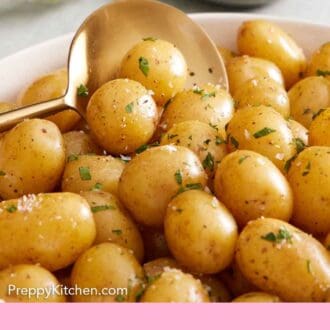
[0,20,330,303]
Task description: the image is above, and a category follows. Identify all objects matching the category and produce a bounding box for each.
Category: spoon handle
[0,97,70,132]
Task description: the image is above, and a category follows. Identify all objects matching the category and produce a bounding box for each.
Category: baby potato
[237,20,306,88]
[0,102,16,113]
[120,38,187,106]
[236,218,330,302]
[214,150,293,228]
[118,145,207,228]
[164,190,238,274]
[324,233,330,251]
[0,119,65,199]
[143,258,181,279]
[226,105,296,171]
[71,242,144,302]
[232,292,281,303]
[61,154,125,196]
[197,275,231,302]
[140,268,209,302]
[0,192,95,271]
[80,190,144,262]
[19,69,80,133]
[309,108,330,146]
[233,78,290,118]
[306,42,330,79]
[159,84,234,133]
[287,146,330,235]
[160,120,227,179]
[217,46,236,67]
[227,55,284,94]
[86,79,158,155]
[288,76,330,128]
[287,118,309,147]
[0,264,65,302]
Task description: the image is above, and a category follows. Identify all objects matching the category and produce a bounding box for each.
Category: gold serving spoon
[0,0,227,131]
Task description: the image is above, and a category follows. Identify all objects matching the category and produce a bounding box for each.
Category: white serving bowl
[0,13,329,102]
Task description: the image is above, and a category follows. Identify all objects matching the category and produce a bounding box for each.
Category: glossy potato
[217,46,236,67]
[306,42,330,79]
[309,108,330,146]
[287,119,309,146]
[232,292,281,303]
[143,258,181,279]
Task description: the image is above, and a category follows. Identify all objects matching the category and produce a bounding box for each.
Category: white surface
[1,13,330,103]
[0,0,330,59]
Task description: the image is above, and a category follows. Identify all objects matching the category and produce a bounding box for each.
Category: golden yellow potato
[0,192,95,271]
[287,118,309,147]
[226,105,296,171]
[164,190,238,274]
[118,145,207,228]
[143,258,181,280]
[236,218,330,302]
[309,108,330,146]
[0,101,16,113]
[227,55,284,94]
[232,292,281,302]
[80,190,144,262]
[0,264,66,302]
[86,79,158,155]
[287,146,330,235]
[214,150,293,228]
[198,275,231,302]
[71,243,144,302]
[306,42,330,79]
[217,46,236,67]
[234,78,290,118]
[120,38,187,106]
[237,20,306,88]
[19,69,80,132]
[61,154,125,196]
[324,233,330,251]
[140,268,209,302]
[0,119,65,199]
[288,76,330,128]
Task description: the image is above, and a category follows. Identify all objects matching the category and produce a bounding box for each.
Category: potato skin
[236,218,330,302]
[287,146,330,235]
[217,46,236,67]
[0,102,16,113]
[0,192,95,271]
[232,292,281,302]
[306,42,330,79]
[197,275,231,302]
[0,119,65,199]
[309,108,330,146]
[143,258,181,279]
[118,145,207,228]
[0,264,66,303]
[237,20,306,88]
[214,150,293,228]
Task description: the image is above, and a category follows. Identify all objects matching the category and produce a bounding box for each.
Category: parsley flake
[0,170,6,176]
[125,102,134,113]
[261,228,293,244]
[202,152,214,171]
[79,167,92,181]
[92,182,103,191]
[306,260,312,274]
[302,161,311,176]
[174,170,183,185]
[67,154,79,162]
[139,57,150,76]
[115,295,126,302]
[112,229,123,235]
[253,127,276,139]
[6,205,17,213]
[239,155,250,164]
[143,37,157,42]
[230,136,239,149]
[293,138,306,154]
[77,84,89,97]
[91,205,115,213]
[316,69,330,77]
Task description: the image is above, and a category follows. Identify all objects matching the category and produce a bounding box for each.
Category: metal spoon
[0,0,227,131]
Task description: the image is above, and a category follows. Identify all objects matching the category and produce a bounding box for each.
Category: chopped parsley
[293,138,306,154]
[92,182,103,191]
[202,152,214,171]
[115,295,126,302]
[91,205,115,213]
[112,229,123,236]
[79,167,92,181]
[125,102,134,113]
[230,136,239,149]
[302,161,311,176]
[261,228,293,244]
[139,57,149,76]
[316,69,330,77]
[253,127,276,139]
[77,84,89,97]
[0,170,5,176]
[306,260,312,274]
[193,88,216,100]
[284,155,297,173]
[209,123,218,131]
[174,170,183,185]
[215,136,225,145]
[143,37,157,42]
[176,183,203,196]
[147,274,161,284]
[6,205,17,213]
[67,154,79,162]
[239,155,250,164]
[135,288,145,301]
[135,141,159,154]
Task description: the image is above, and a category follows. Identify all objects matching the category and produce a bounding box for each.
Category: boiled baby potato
[80,190,144,262]
[71,242,144,302]
[164,190,238,274]
[288,76,330,128]
[226,105,296,171]
[87,79,158,155]
[227,55,284,94]
[287,146,330,235]
[214,150,293,228]
[0,264,65,303]
[198,275,231,302]
[120,38,187,106]
[140,268,209,302]
[217,46,236,67]
[306,42,330,79]
[233,78,290,118]
[0,119,65,199]
[236,218,330,302]
[143,258,181,280]
[61,154,125,196]
[237,20,306,88]
[118,145,207,228]
[19,69,80,133]
[287,118,309,147]
[309,108,330,146]
[232,292,281,303]
[0,192,95,271]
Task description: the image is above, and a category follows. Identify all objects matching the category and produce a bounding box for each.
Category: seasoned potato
[237,20,306,88]
[19,69,80,132]
[236,218,330,302]
[306,42,330,79]
[0,192,95,271]
[118,145,207,227]
[61,154,125,196]
[309,108,330,146]
[288,76,330,128]
[287,118,309,146]
[287,146,330,235]
[0,102,16,113]
[120,38,187,106]
[164,190,238,274]
[140,268,209,302]
[143,258,181,279]
[80,190,144,262]
[232,292,281,303]
[71,243,144,302]
[226,105,296,171]
[217,46,236,67]
[198,275,231,302]
[0,119,65,199]
[233,78,290,118]
[0,264,65,302]
[214,150,293,228]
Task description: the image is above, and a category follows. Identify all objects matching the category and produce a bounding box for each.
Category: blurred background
[0,0,328,59]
